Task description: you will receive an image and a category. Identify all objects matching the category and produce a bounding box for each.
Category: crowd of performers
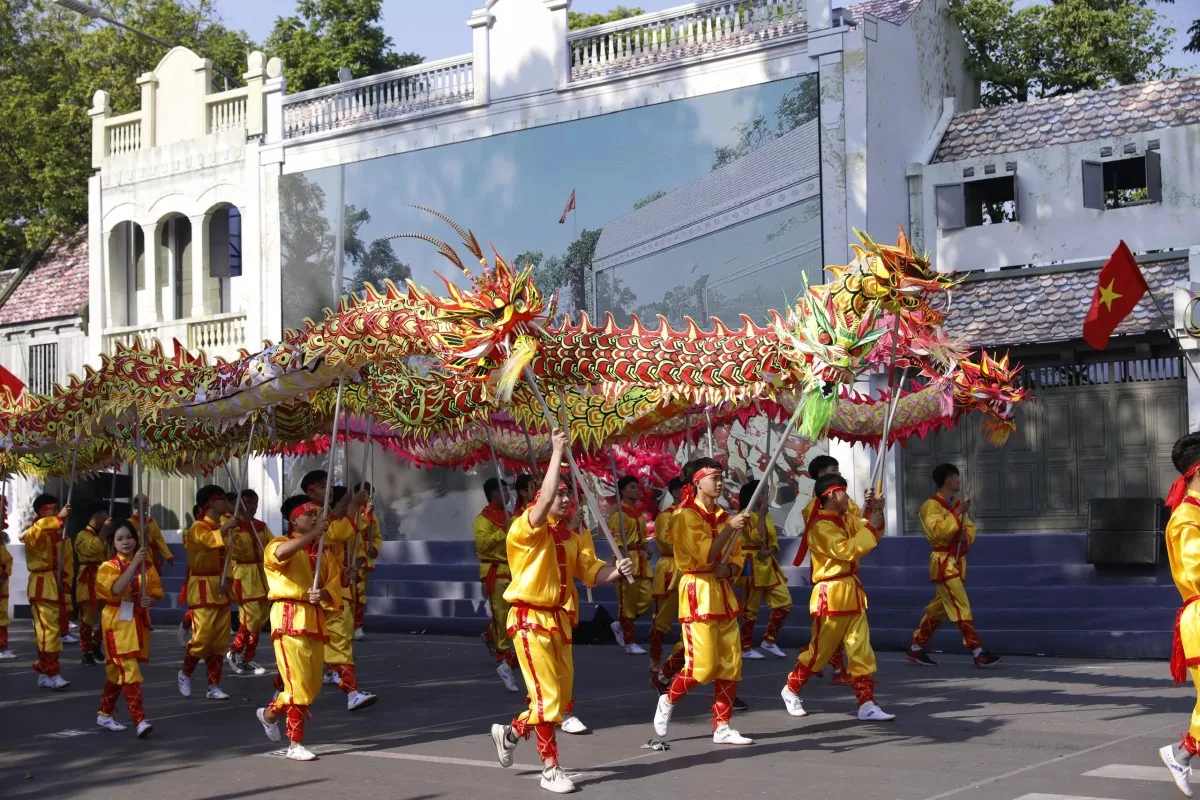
[10,429,1200,796]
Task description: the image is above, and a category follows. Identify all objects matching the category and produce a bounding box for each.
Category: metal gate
[901,356,1187,533]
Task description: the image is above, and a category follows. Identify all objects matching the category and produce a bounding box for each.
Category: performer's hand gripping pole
[312,377,346,590]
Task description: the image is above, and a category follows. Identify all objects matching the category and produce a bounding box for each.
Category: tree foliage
[265,0,421,92]
[949,0,1177,106]
[568,5,645,30]
[0,0,252,269]
[712,76,817,169]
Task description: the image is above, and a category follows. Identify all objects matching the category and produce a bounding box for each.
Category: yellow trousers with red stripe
[32,601,63,654]
[794,613,877,677]
[186,606,232,658]
[681,618,741,684]
[276,634,324,707]
[487,578,514,657]
[324,602,355,665]
[617,577,652,621]
[105,658,144,685]
[743,584,793,620]
[512,627,574,727]
[917,577,973,625]
[652,592,678,633]
[238,599,270,634]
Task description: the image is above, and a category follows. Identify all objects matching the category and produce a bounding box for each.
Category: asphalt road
[0,620,1195,800]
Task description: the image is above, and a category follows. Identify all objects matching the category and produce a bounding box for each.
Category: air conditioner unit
[1086,497,1168,566]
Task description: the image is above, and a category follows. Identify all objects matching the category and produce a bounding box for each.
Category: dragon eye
[818,333,833,345]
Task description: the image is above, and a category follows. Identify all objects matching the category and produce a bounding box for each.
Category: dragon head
[953,351,1029,445]
[826,227,960,321]
[395,208,555,397]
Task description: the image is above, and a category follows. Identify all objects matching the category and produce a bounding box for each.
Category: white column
[543,0,571,90]
[807,0,833,31]
[190,214,210,318]
[136,71,158,149]
[87,175,105,360]
[468,8,494,105]
[262,57,286,144]
[88,91,111,169]
[137,219,161,326]
[1183,247,1200,433]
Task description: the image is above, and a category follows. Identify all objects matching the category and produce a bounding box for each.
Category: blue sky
[214,0,1197,71]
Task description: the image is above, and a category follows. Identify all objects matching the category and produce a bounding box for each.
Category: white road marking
[37,729,97,739]
[1013,794,1126,800]
[349,750,543,771]
[1083,764,1187,783]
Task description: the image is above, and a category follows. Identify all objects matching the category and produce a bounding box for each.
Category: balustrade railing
[104,113,143,157]
[187,313,246,353]
[206,88,250,134]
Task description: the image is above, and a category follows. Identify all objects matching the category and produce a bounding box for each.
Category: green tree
[265,0,421,92]
[568,5,645,30]
[341,204,410,292]
[633,190,667,210]
[949,0,1176,106]
[0,0,253,269]
[712,76,817,169]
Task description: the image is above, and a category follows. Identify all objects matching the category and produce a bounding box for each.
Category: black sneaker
[81,651,97,666]
[974,651,1002,668]
[92,642,104,661]
[733,696,749,712]
[906,648,937,666]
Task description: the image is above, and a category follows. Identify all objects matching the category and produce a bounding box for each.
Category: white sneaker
[323,670,340,685]
[177,671,192,697]
[653,694,675,737]
[347,689,378,711]
[781,686,807,717]
[610,621,625,645]
[225,650,247,675]
[857,701,895,721]
[624,643,647,656]
[206,685,230,701]
[136,720,153,739]
[243,660,267,676]
[354,627,365,641]
[0,648,16,660]
[257,707,282,742]
[1161,744,1195,798]
[177,623,190,648]
[742,648,765,660]
[49,674,70,690]
[560,715,588,735]
[69,620,79,631]
[713,725,754,745]
[61,633,79,644]
[491,723,517,768]
[540,765,576,794]
[497,662,520,693]
[97,714,127,732]
[286,743,318,762]
[37,674,52,689]
[760,641,787,658]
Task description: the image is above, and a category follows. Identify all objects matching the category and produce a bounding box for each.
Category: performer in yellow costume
[95,520,162,738]
[795,454,860,685]
[74,505,110,666]
[652,457,753,746]
[780,473,894,721]
[474,477,521,692]
[130,494,174,573]
[490,429,633,795]
[302,473,378,711]
[352,481,383,640]
[649,476,683,670]
[23,493,73,689]
[178,485,236,701]
[738,480,791,660]
[227,489,274,675]
[255,495,344,762]
[908,463,1001,668]
[1160,433,1200,795]
[609,476,651,656]
[0,496,14,661]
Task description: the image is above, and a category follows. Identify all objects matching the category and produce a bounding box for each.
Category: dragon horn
[411,205,484,263]
[386,232,468,276]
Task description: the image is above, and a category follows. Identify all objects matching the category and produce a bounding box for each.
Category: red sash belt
[1172,594,1200,683]
[511,601,565,614]
[481,561,502,595]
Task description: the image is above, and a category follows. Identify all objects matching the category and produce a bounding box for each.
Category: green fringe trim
[798,389,837,442]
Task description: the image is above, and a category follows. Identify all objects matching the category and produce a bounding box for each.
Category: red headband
[681,467,722,506]
[37,503,57,516]
[288,501,319,522]
[1166,462,1200,510]
[819,483,846,499]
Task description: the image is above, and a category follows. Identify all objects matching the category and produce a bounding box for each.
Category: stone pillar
[262,57,286,144]
[193,57,215,138]
[543,0,572,90]
[808,0,833,31]
[138,220,162,326]
[818,53,847,269]
[190,214,210,318]
[89,91,111,169]
[243,51,268,138]
[136,71,158,149]
[468,7,495,106]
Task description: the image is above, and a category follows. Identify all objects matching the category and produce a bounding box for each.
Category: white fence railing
[206,88,250,134]
[186,312,246,353]
[567,0,805,81]
[282,55,476,139]
[102,322,158,353]
[104,112,144,157]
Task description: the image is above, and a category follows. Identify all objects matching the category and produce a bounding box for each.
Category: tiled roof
[944,257,1187,347]
[0,227,89,326]
[0,270,19,298]
[843,0,922,26]
[933,76,1200,163]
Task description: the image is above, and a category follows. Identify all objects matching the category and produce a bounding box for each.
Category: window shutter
[1082,160,1105,210]
[935,183,965,230]
[1145,149,1162,204]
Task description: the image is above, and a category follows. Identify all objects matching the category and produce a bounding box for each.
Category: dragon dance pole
[348,412,375,582]
[705,408,714,457]
[108,457,119,519]
[555,388,593,603]
[607,448,627,554]
[220,419,258,584]
[719,403,802,565]
[57,441,81,604]
[868,314,905,494]
[522,366,632,582]
[519,421,540,476]
[312,377,346,591]
[483,425,510,528]
[134,419,149,600]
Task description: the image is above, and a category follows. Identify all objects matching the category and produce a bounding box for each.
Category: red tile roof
[0,227,89,326]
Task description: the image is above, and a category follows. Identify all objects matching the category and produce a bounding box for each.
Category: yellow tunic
[74,525,107,605]
[741,511,786,589]
[672,500,745,622]
[651,507,677,598]
[473,507,512,583]
[608,503,651,578]
[183,517,229,608]
[130,513,173,567]
[919,496,976,583]
[503,508,607,643]
[96,556,163,660]
[23,516,73,603]
[806,511,881,616]
[0,540,11,629]
[230,519,273,602]
[363,513,383,571]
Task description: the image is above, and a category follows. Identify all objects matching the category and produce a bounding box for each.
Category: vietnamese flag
[1082,241,1150,350]
[0,364,23,399]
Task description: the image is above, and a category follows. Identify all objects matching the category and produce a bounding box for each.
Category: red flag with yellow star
[1082,241,1149,350]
